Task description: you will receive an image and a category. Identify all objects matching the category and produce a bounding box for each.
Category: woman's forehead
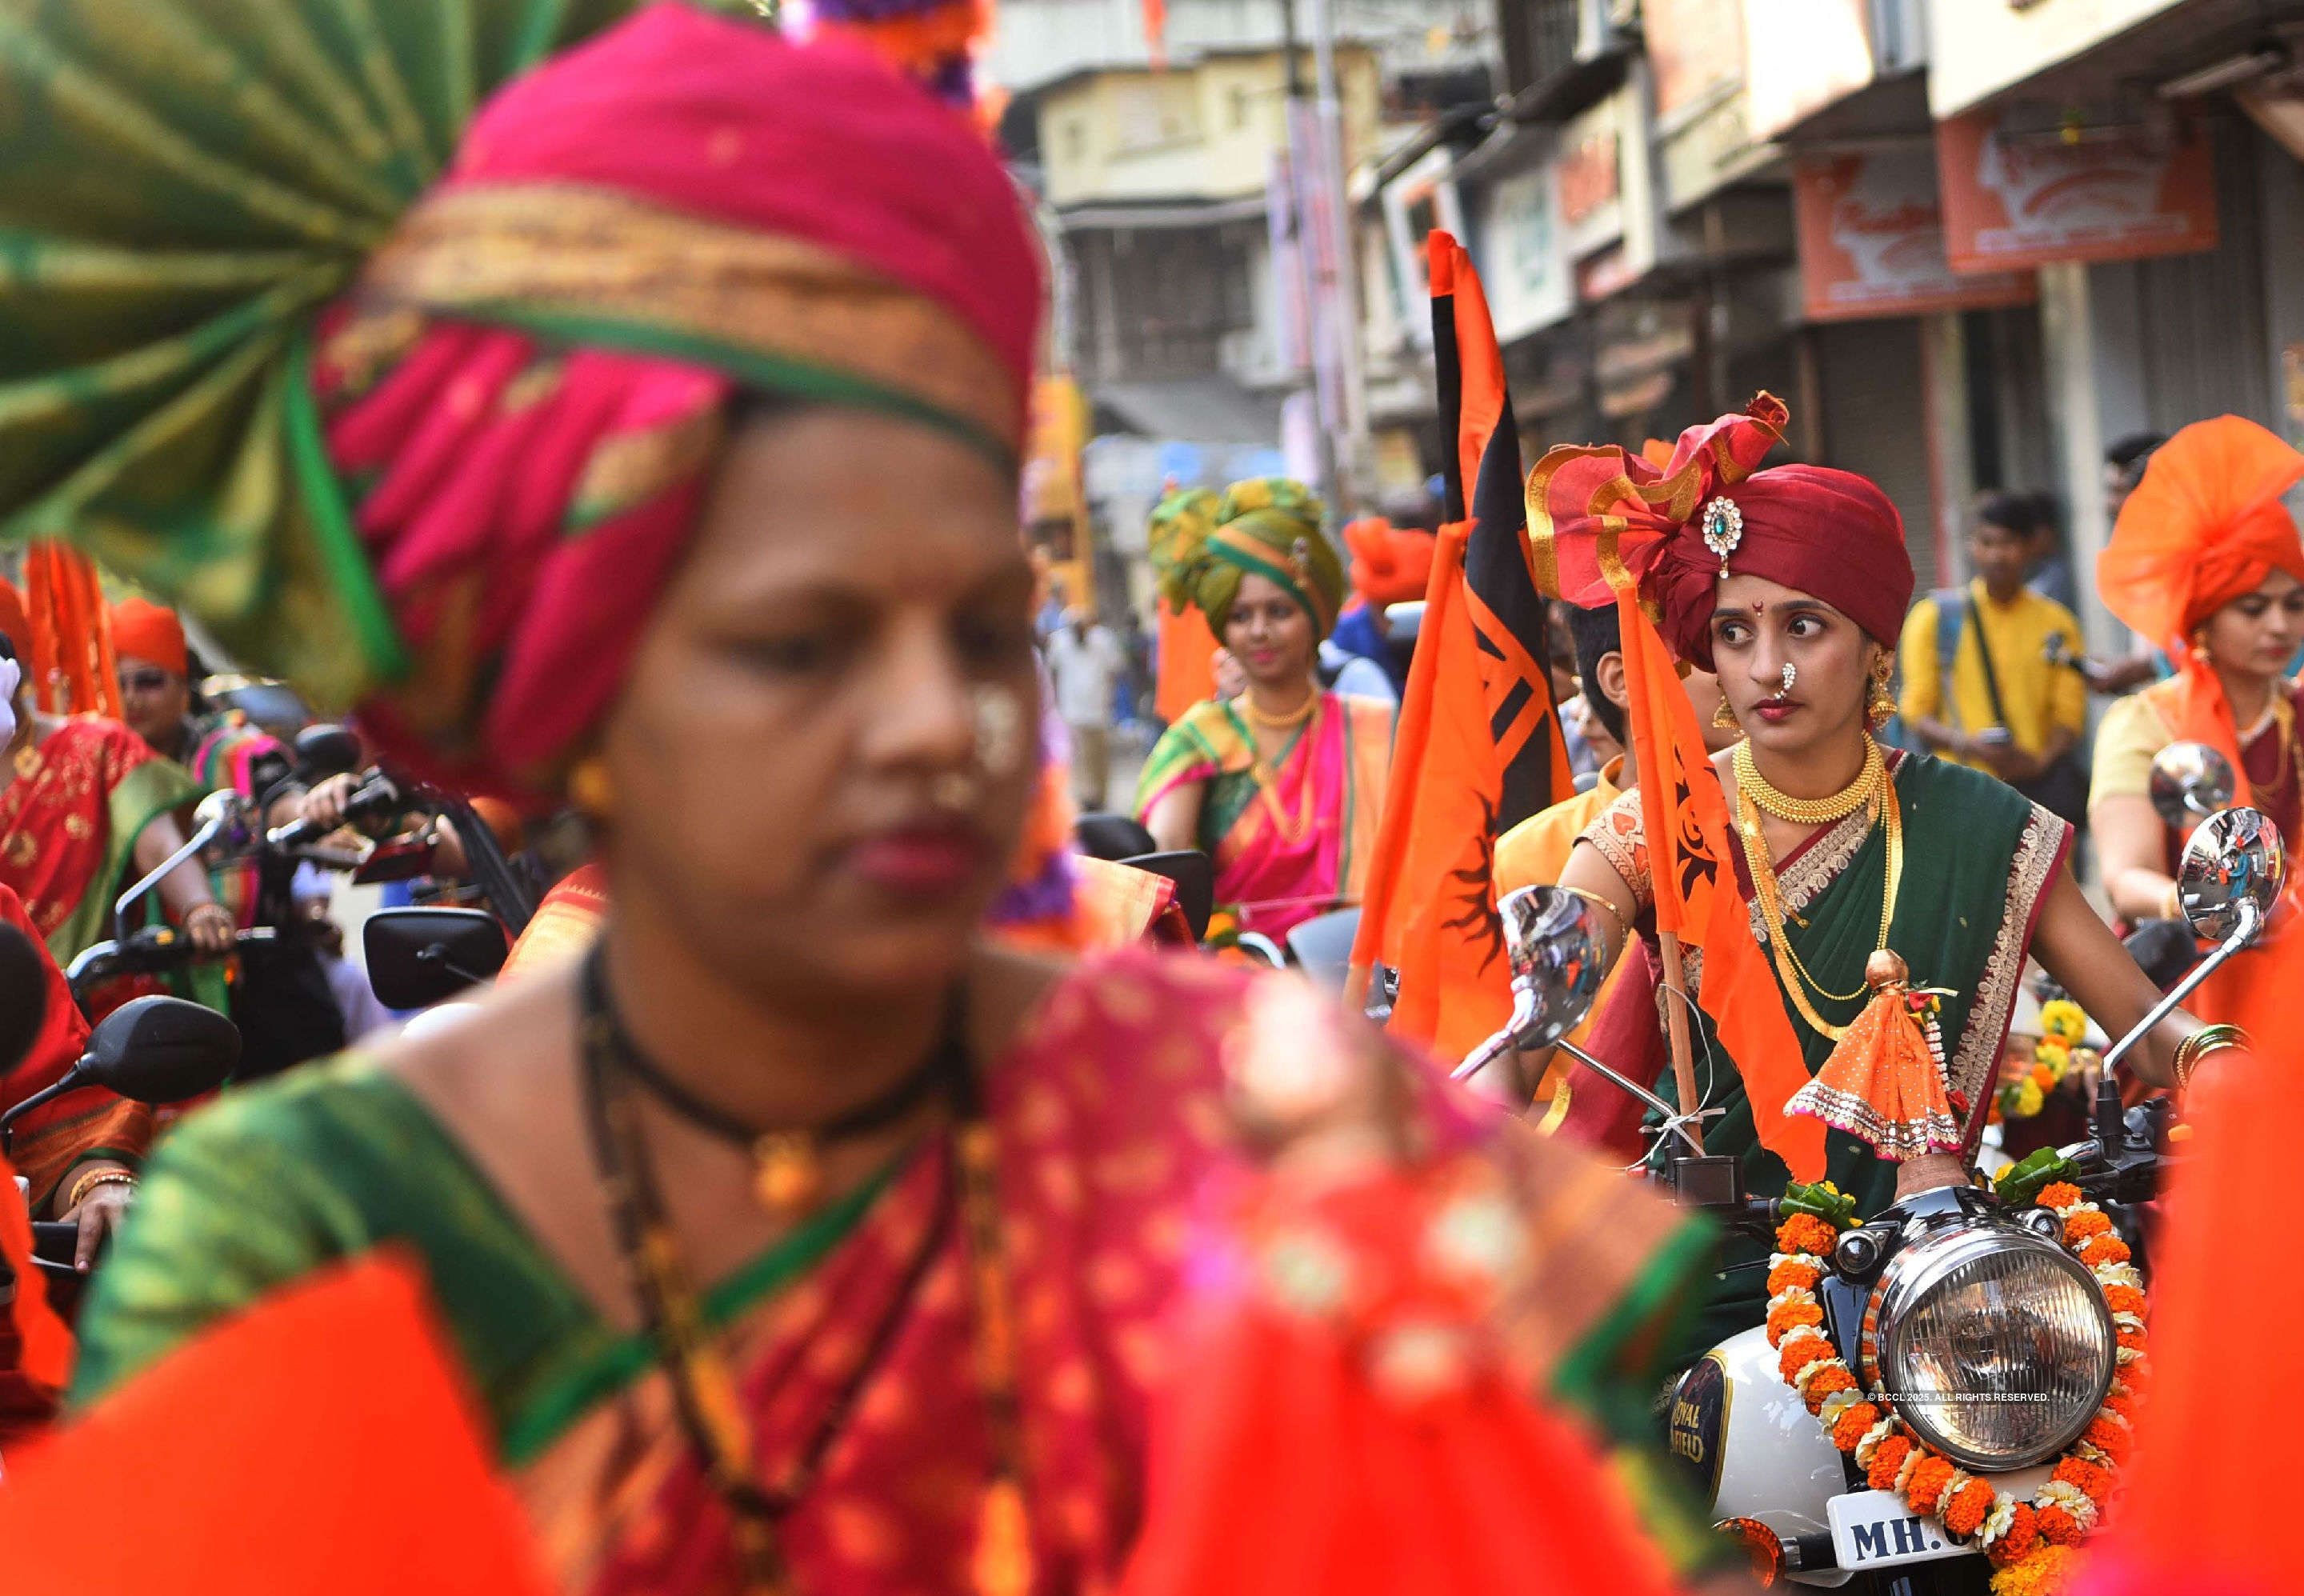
[1712,574,1848,621]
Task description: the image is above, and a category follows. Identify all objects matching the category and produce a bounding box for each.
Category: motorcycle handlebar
[266,773,406,851]
[66,925,280,995]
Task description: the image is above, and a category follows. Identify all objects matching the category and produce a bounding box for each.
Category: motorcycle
[1457,759,2279,1590]
[66,726,535,1017]
[0,926,242,1315]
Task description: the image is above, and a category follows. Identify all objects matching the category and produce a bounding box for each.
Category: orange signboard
[1793,150,2035,322]
[1935,112,2218,274]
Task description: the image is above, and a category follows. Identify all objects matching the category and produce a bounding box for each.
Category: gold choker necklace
[1733,736,1886,826]
[1240,688,1318,730]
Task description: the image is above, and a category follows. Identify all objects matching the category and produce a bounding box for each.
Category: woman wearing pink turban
[16,6,1718,1594]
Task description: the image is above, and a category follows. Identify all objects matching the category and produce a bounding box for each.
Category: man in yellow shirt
[1492,605,1736,1109]
[1898,494,2086,794]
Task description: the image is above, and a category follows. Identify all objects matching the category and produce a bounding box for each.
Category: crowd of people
[0,2,2294,1594]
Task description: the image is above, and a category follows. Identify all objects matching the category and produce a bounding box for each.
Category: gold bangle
[2173,1023,2251,1090]
[64,1167,134,1212]
[1562,885,1631,942]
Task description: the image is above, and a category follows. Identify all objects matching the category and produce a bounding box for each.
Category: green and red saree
[1559,752,2069,1353]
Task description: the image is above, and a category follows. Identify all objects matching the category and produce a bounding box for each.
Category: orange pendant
[753,1131,822,1214]
[972,1477,1034,1596]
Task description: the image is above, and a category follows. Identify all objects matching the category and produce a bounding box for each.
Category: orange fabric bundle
[1784,960,1961,1161]
[2097,416,2304,809]
[20,543,121,719]
[1342,518,1436,607]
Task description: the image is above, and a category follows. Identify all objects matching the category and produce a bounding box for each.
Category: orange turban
[2097,416,2304,810]
[0,578,25,657]
[1342,518,1436,606]
[2098,414,2304,650]
[110,598,190,678]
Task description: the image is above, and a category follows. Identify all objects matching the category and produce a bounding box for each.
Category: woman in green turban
[1136,478,1394,942]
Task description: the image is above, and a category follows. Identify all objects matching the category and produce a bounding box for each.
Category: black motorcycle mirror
[0,922,46,1078]
[2147,740,2236,830]
[1451,887,1700,1149]
[0,995,240,1150]
[291,723,363,783]
[364,907,510,1010]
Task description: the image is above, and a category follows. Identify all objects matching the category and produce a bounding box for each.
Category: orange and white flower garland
[1763,1182,2143,1596]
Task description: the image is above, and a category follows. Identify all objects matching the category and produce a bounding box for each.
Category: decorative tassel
[1785,951,1963,1161]
[973,1475,1034,1596]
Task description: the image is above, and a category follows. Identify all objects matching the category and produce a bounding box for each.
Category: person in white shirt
[1045,607,1126,808]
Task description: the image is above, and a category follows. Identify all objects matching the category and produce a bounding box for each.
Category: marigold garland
[1762,1181,2146,1596]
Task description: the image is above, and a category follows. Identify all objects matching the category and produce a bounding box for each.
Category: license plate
[1826,1489,1967,1571]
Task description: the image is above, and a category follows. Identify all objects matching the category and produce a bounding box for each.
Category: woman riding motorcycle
[2091,414,2304,1063]
[1473,395,2222,1358]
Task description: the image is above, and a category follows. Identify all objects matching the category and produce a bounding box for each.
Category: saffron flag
[1521,396,1822,1181]
[1349,234,1569,1058]
[1611,588,1824,1181]
[0,1255,554,1595]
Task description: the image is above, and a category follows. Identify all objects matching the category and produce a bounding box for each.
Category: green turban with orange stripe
[1150,478,1343,638]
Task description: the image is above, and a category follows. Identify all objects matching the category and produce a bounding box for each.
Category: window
[1062,117,1086,162]
[1229,86,1250,130]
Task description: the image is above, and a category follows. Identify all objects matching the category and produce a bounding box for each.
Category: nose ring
[1780,663,1797,694]
[932,770,982,810]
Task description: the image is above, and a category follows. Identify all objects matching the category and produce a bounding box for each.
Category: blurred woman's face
[116,654,190,750]
[2202,569,2304,685]
[601,407,1039,1004]
[1222,572,1316,691]
[1708,574,1872,762]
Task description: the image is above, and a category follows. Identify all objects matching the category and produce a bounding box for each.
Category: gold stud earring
[568,755,616,818]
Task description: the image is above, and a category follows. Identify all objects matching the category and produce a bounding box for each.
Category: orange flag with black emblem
[1349,234,1570,1058]
[1611,586,1825,1181]
[1522,395,1823,1181]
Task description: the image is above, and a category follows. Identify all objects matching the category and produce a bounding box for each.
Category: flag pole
[1654,931,1703,1155]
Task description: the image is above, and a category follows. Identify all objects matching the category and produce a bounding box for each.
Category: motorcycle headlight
[1862,1221,2114,1471]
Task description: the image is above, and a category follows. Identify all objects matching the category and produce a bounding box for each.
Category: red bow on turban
[1526,393,1913,666]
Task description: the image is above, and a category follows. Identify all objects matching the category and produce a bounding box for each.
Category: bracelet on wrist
[64,1167,136,1213]
[2173,1023,2251,1090]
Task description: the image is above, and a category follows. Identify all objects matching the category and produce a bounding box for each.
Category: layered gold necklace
[1733,735,1902,1042]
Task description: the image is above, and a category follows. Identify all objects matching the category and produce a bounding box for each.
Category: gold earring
[2190,628,2213,664]
[1866,658,1898,733]
[568,755,615,818]
[1712,695,1740,730]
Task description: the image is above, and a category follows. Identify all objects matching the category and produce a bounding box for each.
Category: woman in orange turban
[2092,416,2304,1053]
